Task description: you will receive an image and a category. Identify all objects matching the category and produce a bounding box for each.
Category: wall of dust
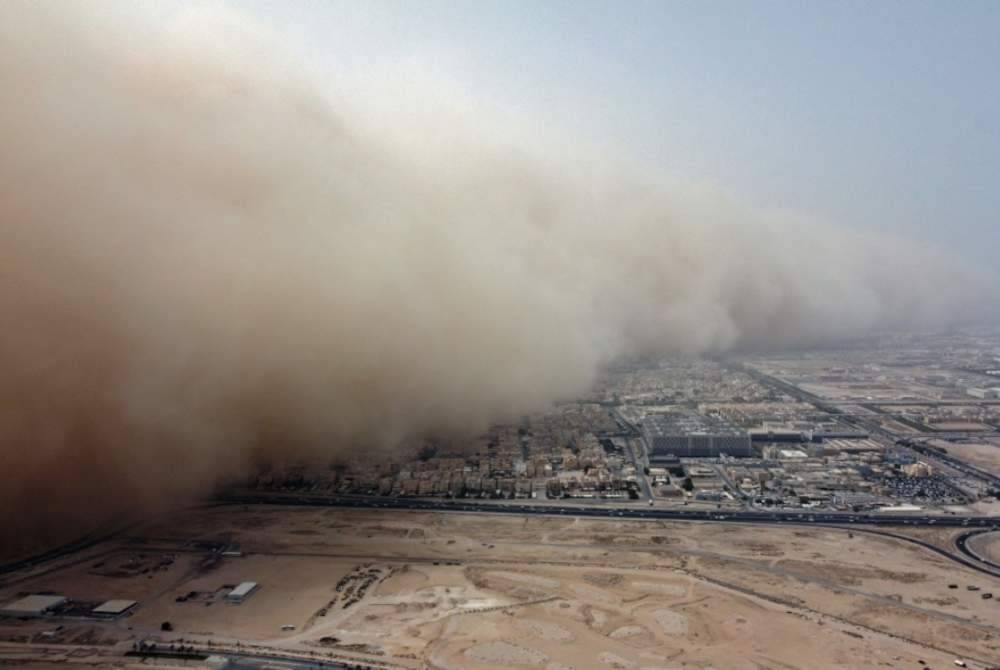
[0,3,994,549]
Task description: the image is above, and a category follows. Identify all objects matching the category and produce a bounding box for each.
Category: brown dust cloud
[0,3,995,552]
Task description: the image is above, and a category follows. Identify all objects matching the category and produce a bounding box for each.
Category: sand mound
[518,619,575,642]
[630,581,686,597]
[570,583,619,604]
[466,641,548,666]
[609,625,648,639]
[488,571,561,589]
[652,609,688,635]
[599,651,637,669]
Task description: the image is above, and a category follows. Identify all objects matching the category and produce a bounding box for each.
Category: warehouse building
[226,582,258,602]
[0,595,67,617]
[967,387,1000,399]
[644,413,752,459]
[748,425,808,443]
[91,599,137,617]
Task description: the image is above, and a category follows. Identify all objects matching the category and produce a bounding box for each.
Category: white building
[1,595,67,617]
[226,582,258,602]
[966,387,1000,399]
[92,599,137,617]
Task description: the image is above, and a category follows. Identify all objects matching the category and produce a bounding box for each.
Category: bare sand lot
[942,442,1000,474]
[127,553,357,639]
[967,531,1000,565]
[3,505,1000,669]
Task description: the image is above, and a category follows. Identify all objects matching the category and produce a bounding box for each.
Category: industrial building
[748,424,808,443]
[967,387,1000,399]
[748,421,870,443]
[823,438,884,453]
[643,413,752,459]
[91,599,137,617]
[226,582,258,602]
[812,423,870,440]
[0,595,67,617]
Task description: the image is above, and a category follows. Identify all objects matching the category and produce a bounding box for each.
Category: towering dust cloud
[0,3,993,549]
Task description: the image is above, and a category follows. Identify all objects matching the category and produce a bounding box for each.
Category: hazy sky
[147,0,999,266]
[4,0,996,543]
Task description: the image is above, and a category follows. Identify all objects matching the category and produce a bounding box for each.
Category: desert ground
[968,532,1000,566]
[2,505,1000,669]
[941,442,1000,475]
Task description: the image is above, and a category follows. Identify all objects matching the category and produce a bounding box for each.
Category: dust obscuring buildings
[0,2,996,548]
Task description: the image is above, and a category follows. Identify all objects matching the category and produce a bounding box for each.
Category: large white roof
[1,595,66,614]
[228,581,258,598]
[92,599,137,614]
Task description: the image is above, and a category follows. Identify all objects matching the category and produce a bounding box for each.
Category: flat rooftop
[1,595,66,616]
[228,581,258,599]
[643,413,745,437]
[92,599,137,615]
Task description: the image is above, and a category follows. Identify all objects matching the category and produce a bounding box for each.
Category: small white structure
[0,595,67,617]
[966,387,1000,399]
[226,582,258,602]
[878,504,923,513]
[92,599,137,616]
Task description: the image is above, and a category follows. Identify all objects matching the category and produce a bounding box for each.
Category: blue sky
[198,0,999,265]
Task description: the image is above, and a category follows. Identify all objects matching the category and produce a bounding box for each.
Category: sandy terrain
[3,505,1000,669]
[649,608,687,635]
[127,553,357,639]
[942,442,1000,474]
[967,531,1000,564]
[466,641,548,665]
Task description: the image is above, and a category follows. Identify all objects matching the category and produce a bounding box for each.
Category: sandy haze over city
[0,2,996,545]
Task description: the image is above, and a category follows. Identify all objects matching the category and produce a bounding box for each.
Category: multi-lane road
[219,492,1000,528]
[956,529,1000,571]
[216,492,1000,578]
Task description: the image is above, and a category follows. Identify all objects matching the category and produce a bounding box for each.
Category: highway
[955,529,1000,572]
[219,492,1000,528]
[178,649,351,670]
[831,526,1000,578]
